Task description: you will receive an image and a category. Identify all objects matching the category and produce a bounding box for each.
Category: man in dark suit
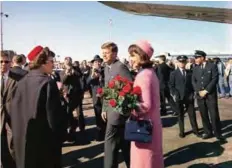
[11,55,28,78]
[1,53,26,168]
[62,57,85,140]
[87,55,106,141]
[101,42,132,168]
[192,50,225,141]
[19,54,28,70]
[156,55,176,115]
[169,55,200,138]
[50,70,61,82]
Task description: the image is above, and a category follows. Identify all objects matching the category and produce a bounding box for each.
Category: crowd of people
[1,41,231,168]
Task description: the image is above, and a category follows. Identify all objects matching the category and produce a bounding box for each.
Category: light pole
[0,1,9,51]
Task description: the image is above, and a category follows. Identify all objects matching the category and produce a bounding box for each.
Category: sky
[2,1,232,61]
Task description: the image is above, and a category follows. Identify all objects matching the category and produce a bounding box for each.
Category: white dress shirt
[179,68,186,76]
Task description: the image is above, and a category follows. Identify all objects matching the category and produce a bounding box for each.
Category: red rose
[109,99,117,107]
[121,78,128,83]
[115,75,122,81]
[108,81,115,88]
[97,88,103,94]
[132,86,142,95]
[122,84,131,93]
[119,91,125,97]
[129,81,134,85]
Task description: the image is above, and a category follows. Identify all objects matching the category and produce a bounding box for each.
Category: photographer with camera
[87,55,105,141]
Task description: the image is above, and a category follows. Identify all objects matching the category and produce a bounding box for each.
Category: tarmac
[62,93,232,168]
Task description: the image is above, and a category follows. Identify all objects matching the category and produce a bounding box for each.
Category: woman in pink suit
[128,40,164,168]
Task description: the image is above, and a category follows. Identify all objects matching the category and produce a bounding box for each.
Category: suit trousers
[160,87,176,114]
[93,104,106,139]
[175,96,198,134]
[1,128,16,168]
[68,94,85,132]
[104,123,130,168]
[197,93,222,137]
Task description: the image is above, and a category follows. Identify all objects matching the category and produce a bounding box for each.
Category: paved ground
[62,94,232,168]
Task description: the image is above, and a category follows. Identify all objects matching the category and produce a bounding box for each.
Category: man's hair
[12,55,24,64]
[101,42,118,53]
[158,55,166,62]
[20,54,26,58]
[1,51,10,60]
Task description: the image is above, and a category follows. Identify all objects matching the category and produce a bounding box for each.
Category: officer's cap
[177,55,188,62]
[194,50,207,58]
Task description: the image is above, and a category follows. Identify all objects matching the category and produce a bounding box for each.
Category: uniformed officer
[169,55,200,138]
[192,50,225,141]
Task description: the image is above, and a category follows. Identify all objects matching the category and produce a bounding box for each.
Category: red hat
[27,45,43,61]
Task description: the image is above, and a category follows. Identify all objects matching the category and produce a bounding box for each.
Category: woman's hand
[136,103,148,113]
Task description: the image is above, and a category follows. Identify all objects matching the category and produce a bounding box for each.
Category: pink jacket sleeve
[135,73,152,114]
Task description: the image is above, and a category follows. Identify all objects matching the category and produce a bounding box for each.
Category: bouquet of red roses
[97,75,142,116]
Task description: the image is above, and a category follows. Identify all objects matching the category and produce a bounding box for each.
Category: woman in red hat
[10,46,67,168]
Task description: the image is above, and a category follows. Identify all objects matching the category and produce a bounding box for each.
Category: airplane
[99,1,232,24]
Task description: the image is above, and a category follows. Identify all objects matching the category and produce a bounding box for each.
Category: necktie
[182,69,186,77]
[200,64,204,76]
[182,70,186,83]
[201,64,204,69]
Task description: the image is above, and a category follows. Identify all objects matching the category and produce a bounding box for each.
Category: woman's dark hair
[29,47,54,70]
[128,44,153,68]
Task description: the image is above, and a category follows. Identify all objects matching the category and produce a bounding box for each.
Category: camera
[94,68,101,73]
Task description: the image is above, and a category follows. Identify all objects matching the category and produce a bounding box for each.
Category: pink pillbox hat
[135,40,154,58]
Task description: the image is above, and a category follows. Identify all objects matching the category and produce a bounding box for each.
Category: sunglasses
[0,60,10,64]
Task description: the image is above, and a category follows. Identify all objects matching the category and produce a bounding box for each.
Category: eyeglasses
[0,60,10,64]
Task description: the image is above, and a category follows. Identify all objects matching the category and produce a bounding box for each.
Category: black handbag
[124,116,153,143]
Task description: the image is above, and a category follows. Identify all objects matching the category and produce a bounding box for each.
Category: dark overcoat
[11,69,67,168]
[1,69,26,168]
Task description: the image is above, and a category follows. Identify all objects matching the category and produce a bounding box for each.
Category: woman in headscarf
[11,46,67,168]
[128,40,164,168]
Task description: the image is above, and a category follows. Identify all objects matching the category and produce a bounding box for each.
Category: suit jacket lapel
[198,64,204,76]
[202,62,209,76]
[3,77,16,102]
[104,66,110,84]
[104,60,119,85]
[1,77,14,134]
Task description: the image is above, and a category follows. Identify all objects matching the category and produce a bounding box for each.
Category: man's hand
[65,69,73,76]
[199,90,208,98]
[91,68,100,78]
[101,112,107,122]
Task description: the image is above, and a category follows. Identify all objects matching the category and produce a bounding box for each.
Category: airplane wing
[99,1,232,24]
